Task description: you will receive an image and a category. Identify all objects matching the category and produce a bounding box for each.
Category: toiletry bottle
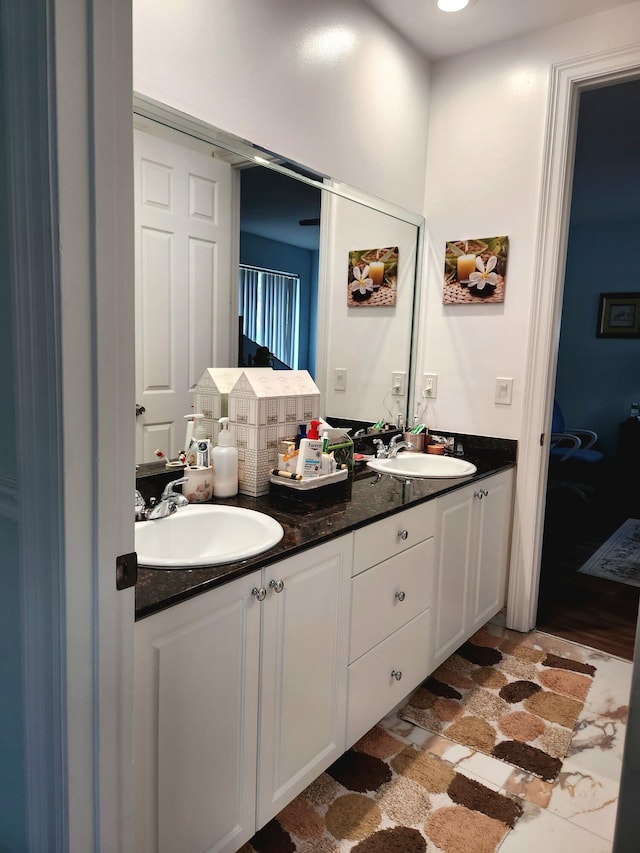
[187,413,211,467]
[212,417,238,497]
[183,413,196,454]
[296,420,323,479]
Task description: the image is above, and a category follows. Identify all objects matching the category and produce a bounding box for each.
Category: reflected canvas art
[347,246,398,307]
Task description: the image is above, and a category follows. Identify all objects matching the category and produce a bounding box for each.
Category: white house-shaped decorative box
[194,367,273,444]
[228,370,321,496]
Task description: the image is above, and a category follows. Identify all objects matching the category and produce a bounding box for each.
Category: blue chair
[549,400,603,464]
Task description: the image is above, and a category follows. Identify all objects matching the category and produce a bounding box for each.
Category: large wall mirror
[133,96,424,463]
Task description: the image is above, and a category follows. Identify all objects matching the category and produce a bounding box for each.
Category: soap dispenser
[212,417,238,497]
[186,413,211,467]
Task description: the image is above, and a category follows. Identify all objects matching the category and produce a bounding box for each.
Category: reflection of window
[238,265,300,368]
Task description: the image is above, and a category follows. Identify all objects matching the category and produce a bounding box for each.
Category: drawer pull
[395,591,406,602]
[391,670,403,681]
[269,579,285,593]
[397,529,409,541]
[251,586,267,601]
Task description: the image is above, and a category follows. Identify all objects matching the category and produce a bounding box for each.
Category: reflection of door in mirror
[238,167,321,375]
[134,126,233,462]
[133,99,424,465]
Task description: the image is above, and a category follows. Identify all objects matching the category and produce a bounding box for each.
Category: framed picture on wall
[597,292,640,338]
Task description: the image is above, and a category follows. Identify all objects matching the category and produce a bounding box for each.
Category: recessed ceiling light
[437,0,470,11]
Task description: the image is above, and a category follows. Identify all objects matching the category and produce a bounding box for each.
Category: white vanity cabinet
[133,534,352,853]
[133,466,515,852]
[347,502,436,746]
[133,572,261,853]
[432,469,514,668]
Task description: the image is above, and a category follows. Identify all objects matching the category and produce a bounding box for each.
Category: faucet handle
[134,490,147,521]
[162,476,189,506]
[372,438,387,458]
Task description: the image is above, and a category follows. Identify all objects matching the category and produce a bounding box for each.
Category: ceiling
[365,0,638,60]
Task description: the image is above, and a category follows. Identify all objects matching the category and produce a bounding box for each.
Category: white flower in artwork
[351,264,374,296]
[468,255,499,291]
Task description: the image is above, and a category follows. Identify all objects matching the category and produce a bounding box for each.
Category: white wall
[133,0,431,213]
[418,1,640,441]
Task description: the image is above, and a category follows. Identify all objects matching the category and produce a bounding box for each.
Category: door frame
[507,44,640,632]
[4,0,135,849]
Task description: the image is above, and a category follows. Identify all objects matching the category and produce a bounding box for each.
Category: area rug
[398,628,596,782]
[577,517,640,587]
[241,724,523,853]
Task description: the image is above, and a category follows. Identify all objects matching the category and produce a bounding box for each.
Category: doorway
[536,78,640,660]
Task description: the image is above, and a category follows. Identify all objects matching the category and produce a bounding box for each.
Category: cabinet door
[257,536,352,828]
[433,483,474,668]
[134,574,261,853]
[469,469,514,633]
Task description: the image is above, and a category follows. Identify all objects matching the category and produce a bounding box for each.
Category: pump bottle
[296,419,323,479]
[212,417,239,497]
[186,414,211,467]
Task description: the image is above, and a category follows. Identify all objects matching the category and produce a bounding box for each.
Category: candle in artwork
[368,261,385,288]
[457,254,476,282]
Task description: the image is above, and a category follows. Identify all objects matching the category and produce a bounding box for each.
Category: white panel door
[134,128,233,461]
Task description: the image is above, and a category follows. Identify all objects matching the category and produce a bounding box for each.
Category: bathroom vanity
[133,437,515,853]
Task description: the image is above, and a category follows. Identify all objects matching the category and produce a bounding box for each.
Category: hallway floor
[536,471,639,660]
[383,622,631,852]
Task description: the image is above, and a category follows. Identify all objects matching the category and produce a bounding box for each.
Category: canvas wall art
[443,236,509,304]
[347,246,398,307]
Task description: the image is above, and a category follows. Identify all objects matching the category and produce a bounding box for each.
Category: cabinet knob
[251,586,267,601]
[474,490,484,500]
[391,670,403,681]
[395,591,406,602]
[269,579,285,593]
[397,529,409,541]
[483,489,489,497]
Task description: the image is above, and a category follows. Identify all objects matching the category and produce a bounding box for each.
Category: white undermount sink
[135,504,284,568]
[367,453,477,479]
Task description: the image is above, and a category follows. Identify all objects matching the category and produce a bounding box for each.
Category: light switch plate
[334,368,347,391]
[495,377,513,405]
[391,371,406,396]
[423,373,438,399]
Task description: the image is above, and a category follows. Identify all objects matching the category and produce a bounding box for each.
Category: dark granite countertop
[135,433,516,620]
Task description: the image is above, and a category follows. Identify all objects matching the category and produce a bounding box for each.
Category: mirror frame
[132,93,425,425]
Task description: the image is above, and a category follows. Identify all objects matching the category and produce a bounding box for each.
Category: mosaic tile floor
[382,623,632,853]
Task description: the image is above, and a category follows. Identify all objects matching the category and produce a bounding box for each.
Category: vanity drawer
[347,609,431,748]
[352,502,435,576]
[350,538,434,663]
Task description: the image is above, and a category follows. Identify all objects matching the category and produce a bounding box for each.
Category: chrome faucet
[388,440,412,458]
[372,435,413,459]
[135,476,189,521]
[160,476,190,507]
